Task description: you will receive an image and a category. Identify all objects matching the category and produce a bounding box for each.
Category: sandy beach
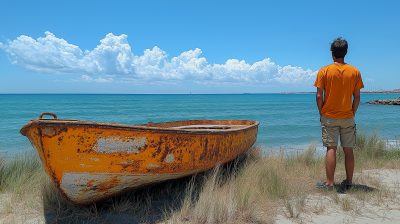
[276,169,400,224]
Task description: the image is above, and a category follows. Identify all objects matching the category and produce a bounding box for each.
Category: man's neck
[333,58,345,64]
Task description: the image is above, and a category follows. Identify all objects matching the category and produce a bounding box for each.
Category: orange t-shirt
[314,63,364,119]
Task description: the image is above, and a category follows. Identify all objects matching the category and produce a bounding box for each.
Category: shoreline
[361,92,400,94]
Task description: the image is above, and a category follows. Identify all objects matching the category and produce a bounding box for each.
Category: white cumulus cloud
[0,32,317,86]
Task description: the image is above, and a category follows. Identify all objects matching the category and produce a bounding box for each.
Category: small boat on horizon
[20,113,259,205]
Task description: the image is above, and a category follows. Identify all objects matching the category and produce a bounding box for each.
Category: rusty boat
[20,113,259,205]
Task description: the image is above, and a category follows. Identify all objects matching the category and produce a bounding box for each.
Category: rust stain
[96,176,121,193]
[20,115,259,205]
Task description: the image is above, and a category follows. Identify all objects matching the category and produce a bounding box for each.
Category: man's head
[330,37,348,59]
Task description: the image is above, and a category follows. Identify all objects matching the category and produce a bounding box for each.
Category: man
[314,37,364,190]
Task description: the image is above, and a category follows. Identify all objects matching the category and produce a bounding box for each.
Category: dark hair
[330,37,348,58]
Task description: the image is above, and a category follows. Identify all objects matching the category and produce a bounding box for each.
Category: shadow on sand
[333,183,378,194]
[42,174,196,223]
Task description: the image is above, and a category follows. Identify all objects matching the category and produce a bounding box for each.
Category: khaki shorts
[320,115,357,147]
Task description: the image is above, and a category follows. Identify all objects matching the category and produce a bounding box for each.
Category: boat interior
[171,124,248,130]
[141,120,257,130]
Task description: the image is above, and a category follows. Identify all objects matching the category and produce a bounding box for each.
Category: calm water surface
[1,94,399,157]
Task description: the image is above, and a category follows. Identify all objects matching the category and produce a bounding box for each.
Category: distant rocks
[366,98,400,105]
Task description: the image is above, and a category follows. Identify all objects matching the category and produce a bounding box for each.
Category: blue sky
[0,0,399,94]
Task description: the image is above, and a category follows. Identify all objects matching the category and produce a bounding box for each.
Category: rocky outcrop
[366,98,400,105]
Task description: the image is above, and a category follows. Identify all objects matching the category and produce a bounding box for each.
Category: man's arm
[352,90,361,116]
[316,88,324,115]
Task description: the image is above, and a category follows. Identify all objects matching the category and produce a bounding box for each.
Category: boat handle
[39,112,57,119]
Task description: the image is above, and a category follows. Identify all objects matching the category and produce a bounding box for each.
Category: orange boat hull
[20,115,259,205]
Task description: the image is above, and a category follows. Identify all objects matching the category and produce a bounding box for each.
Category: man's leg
[321,116,340,187]
[342,147,354,184]
[326,146,337,186]
[340,117,356,185]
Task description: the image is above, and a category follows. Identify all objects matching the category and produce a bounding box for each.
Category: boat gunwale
[20,119,259,136]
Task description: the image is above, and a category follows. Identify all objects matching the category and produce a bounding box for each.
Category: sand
[276,169,400,224]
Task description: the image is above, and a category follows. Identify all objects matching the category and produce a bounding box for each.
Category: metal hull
[20,116,259,205]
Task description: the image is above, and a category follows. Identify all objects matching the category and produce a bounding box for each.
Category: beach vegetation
[0,130,399,223]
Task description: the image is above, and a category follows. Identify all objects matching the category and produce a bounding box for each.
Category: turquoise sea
[1,94,400,157]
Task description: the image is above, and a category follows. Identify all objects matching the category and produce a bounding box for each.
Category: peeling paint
[60,170,203,203]
[94,137,147,154]
[165,154,174,163]
[146,163,160,168]
[118,160,135,165]
[43,128,55,135]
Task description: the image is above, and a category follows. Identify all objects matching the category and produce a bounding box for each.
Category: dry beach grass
[0,130,399,223]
